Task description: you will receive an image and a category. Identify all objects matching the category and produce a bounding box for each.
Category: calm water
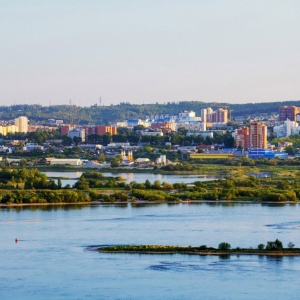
[43,171,220,185]
[1,203,300,299]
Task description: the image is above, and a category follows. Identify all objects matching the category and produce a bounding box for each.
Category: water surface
[43,171,220,184]
[1,203,300,299]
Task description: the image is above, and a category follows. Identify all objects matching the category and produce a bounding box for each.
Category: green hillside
[1,100,299,125]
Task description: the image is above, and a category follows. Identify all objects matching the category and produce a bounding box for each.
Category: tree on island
[257,243,265,250]
[265,239,283,251]
[218,242,231,251]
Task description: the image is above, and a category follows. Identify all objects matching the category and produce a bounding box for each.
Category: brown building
[150,122,175,133]
[61,125,117,137]
[249,122,267,149]
[279,106,300,122]
[235,127,250,149]
[95,125,117,135]
[60,125,75,136]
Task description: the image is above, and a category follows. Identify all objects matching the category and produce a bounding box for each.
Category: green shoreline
[1,199,299,207]
[97,245,300,256]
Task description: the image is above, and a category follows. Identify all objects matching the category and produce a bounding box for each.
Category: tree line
[1,100,300,124]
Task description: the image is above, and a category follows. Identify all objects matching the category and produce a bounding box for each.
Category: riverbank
[2,199,299,208]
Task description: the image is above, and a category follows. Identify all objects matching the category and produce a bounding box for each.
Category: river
[1,203,300,299]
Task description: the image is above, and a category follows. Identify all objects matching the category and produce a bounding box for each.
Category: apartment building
[249,122,267,149]
[235,127,250,149]
[279,106,300,122]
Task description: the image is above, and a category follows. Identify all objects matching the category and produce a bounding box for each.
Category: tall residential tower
[249,122,267,149]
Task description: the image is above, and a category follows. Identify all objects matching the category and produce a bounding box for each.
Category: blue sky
[1,0,299,106]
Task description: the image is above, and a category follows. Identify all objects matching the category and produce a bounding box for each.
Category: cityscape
[2,1,300,299]
[1,104,300,166]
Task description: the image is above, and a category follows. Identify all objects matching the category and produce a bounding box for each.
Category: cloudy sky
[0,0,299,106]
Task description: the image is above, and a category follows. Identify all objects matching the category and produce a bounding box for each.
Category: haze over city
[1,0,299,106]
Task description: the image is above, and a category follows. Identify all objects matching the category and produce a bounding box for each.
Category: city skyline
[1,1,300,106]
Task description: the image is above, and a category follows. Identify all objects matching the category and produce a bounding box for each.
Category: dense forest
[1,100,300,125]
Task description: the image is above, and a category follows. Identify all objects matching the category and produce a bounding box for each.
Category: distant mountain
[1,100,299,125]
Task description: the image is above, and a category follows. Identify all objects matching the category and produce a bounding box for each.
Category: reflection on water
[43,171,221,184]
[1,201,295,213]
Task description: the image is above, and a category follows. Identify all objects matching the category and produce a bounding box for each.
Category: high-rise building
[215,108,228,123]
[14,116,28,133]
[205,107,228,123]
[279,106,300,122]
[235,127,250,149]
[200,109,207,123]
[249,122,267,149]
[206,107,213,122]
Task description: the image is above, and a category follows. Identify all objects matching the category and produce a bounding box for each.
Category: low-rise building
[176,121,206,132]
[78,144,102,151]
[49,158,83,166]
[23,143,44,151]
[135,158,150,164]
[141,131,163,136]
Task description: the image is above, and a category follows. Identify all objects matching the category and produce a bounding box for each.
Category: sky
[0,0,300,106]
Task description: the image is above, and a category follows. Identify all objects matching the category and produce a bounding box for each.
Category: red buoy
[15,238,18,243]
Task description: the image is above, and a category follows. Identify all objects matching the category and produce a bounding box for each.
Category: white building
[201,109,207,123]
[68,128,85,142]
[49,158,83,166]
[177,111,200,123]
[156,155,167,165]
[141,131,164,136]
[0,146,12,153]
[178,111,195,119]
[79,144,102,151]
[135,158,150,164]
[186,131,213,138]
[23,143,44,151]
[107,142,130,147]
[176,121,206,132]
[273,119,300,137]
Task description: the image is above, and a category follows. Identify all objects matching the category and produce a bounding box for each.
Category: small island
[97,240,300,256]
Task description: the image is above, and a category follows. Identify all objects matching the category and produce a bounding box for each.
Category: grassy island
[98,240,300,256]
